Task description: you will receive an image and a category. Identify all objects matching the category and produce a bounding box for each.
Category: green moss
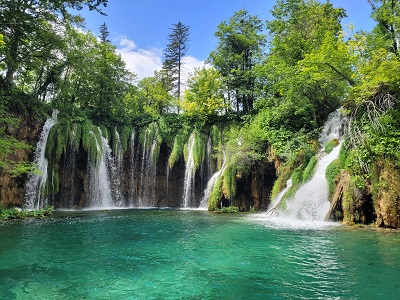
[193,130,207,170]
[0,205,54,220]
[325,138,339,154]
[140,123,161,164]
[169,134,184,168]
[302,156,317,183]
[210,125,224,169]
[208,177,223,211]
[83,126,103,162]
[271,166,292,200]
[216,206,239,213]
[343,178,356,225]
[326,159,340,196]
[291,167,303,187]
[338,142,348,168]
[222,164,237,199]
[120,125,132,153]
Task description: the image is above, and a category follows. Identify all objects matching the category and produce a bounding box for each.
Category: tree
[162,21,190,102]
[137,71,173,118]
[99,22,110,43]
[369,0,400,56]
[0,0,107,86]
[181,67,226,121]
[259,0,347,130]
[208,9,266,115]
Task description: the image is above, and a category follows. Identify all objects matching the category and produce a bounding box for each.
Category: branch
[325,63,356,86]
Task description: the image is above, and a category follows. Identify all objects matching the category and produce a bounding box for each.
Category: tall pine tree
[162,21,190,105]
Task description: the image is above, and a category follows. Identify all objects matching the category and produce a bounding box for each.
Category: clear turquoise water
[0,209,399,299]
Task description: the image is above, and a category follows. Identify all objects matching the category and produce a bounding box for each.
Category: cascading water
[266,179,293,216]
[199,150,226,209]
[58,125,78,208]
[24,111,58,210]
[284,144,341,221]
[182,133,196,208]
[139,126,158,207]
[129,130,138,205]
[86,130,113,208]
[274,110,346,222]
[113,128,123,177]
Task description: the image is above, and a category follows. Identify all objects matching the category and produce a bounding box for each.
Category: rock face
[326,160,400,228]
[235,164,276,211]
[0,116,43,208]
[372,160,400,228]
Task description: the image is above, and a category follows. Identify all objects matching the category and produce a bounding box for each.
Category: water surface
[0,209,399,299]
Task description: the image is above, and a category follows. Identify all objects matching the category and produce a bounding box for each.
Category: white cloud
[116,37,205,85]
[117,37,163,80]
[180,56,206,89]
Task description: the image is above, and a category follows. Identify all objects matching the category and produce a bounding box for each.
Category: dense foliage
[1,0,400,225]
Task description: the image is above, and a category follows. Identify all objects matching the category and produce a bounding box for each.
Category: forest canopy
[1,0,400,185]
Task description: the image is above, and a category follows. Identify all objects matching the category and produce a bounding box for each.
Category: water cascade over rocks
[22,114,292,211]
[270,110,346,222]
[24,111,59,210]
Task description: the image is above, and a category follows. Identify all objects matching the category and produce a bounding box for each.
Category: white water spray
[182,133,196,208]
[24,111,58,210]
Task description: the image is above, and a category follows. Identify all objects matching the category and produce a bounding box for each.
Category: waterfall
[24,111,58,210]
[182,133,196,208]
[113,128,123,178]
[59,125,77,208]
[139,126,158,207]
[274,109,346,221]
[266,179,293,216]
[199,151,226,209]
[284,144,341,221]
[129,130,138,205]
[86,131,113,208]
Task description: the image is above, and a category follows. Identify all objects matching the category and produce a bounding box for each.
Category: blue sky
[78,0,376,80]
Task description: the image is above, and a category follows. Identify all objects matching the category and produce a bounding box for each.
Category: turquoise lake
[0,209,399,299]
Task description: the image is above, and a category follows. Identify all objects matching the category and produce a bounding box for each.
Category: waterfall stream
[182,133,196,208]
[272,109,346,221]
[284,144,341,221]
[139,127,158,207]
[24,111,58,210]
[86,132,113,208]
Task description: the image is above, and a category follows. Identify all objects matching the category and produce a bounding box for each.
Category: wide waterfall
[24,111,58,210]
[270,109,346,222]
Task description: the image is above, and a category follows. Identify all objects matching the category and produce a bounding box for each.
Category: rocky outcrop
[326,159,400,228]
[371,159,400,228]
[0,115,43,208]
